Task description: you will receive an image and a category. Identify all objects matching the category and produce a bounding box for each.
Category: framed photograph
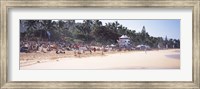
[1,0,200,89]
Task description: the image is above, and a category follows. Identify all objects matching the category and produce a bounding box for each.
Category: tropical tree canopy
[20,20,180,48]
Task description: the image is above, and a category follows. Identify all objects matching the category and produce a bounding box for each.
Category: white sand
[20,49,180,69]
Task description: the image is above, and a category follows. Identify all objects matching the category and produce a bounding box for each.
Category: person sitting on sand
[56,45,65,54]
[89,49,92,54]
[85,46,92,54]
[56,49,65,54]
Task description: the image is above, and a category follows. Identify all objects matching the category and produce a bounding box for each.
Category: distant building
[117,35,131,48]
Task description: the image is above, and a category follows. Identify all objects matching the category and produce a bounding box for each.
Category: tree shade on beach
[20,20,180,48]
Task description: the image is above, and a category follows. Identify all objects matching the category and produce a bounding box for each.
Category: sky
[76,20,180,39]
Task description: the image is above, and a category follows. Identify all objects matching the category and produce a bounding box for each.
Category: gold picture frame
[0,0,200,89]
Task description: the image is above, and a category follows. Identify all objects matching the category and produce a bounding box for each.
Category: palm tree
[39,20,54,41]
[23,20,39,40]
[92,20,103,42]
[83,20,93,35]
[95,20,102,26]
[66,20,76,31]
[141,26,147,44]
[111,21,119,33]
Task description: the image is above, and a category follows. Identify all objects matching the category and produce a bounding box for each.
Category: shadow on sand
[173,50,180,53]
[165,54,180,59]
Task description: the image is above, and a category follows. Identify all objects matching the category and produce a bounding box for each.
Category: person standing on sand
[73,44,81,57]
[93,47,96,52]
[73,44,78,56]
[77,50,81,57]
[144,46,147,54]
[101,46,105,55]
[157,44,160,51]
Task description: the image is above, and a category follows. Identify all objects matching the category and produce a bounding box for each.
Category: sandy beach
[20,49,180,69]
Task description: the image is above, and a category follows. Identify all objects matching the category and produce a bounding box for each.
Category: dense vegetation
[20,20,180,48]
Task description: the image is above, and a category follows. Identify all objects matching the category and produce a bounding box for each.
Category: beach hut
[117,35,131,48]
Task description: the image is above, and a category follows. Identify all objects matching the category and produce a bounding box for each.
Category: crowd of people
[20,40,108,57]
[21,40,166,57]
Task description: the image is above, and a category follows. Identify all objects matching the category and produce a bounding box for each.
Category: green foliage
[20,20,180,48]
